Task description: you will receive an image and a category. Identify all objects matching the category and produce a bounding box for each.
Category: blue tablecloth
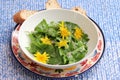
[0,0,120,80]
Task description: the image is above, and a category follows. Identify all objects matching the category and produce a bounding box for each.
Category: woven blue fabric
[0,0,120,80]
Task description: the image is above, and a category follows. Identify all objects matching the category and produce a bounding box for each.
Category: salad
[27,19,89,65]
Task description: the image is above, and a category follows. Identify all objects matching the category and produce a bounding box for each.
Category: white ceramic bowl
[18,9,98,69]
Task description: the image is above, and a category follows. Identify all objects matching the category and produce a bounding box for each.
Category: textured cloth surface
[0,0,120,80]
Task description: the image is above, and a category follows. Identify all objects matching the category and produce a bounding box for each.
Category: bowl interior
[18,9,98,68]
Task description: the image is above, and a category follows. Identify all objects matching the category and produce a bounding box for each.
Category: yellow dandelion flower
[40,36,52,45]
[34,51,49,64]
[74,27,83,40]
[57,39,68,48]
[59,21,70,39]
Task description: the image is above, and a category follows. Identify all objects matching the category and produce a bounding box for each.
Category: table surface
[0,0,120,80]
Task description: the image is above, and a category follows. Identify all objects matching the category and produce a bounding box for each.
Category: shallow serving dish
[18,9,98,69]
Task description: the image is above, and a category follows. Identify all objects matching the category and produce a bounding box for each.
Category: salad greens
[27,19,89,65]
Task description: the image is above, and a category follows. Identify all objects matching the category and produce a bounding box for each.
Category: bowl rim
[18,9,99,69]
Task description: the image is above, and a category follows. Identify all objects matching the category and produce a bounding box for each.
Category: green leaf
[47,46,63,65]
[82,33,89,43]
[47,27,58,37]
[66,53,76,64]
[34,19,48,33]
[63,55,69,64]
[73,52,86,61]
[58,48,69,64]
[64,21,78,31]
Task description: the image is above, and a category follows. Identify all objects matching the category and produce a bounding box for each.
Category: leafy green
[27,19,89,65]
[34,19,48,33]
